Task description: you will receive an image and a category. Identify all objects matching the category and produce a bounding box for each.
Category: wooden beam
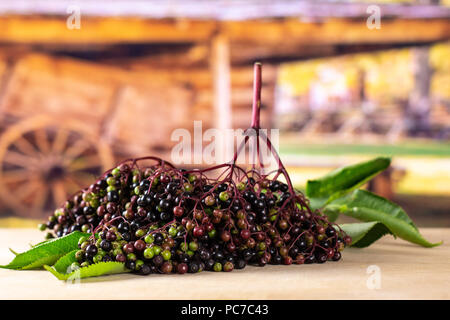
[210,33,232,133]
[0,16,448,46]
[225,18,450,46]
[0,16,217,44]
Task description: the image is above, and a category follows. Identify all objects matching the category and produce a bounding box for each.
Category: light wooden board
[0,228,448,300]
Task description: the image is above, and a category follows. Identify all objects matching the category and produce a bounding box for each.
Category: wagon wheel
[0,116,114,218]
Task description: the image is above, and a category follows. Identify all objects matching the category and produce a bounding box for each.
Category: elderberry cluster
[39,157,351,275]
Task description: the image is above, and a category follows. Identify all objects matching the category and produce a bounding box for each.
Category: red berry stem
[251,62,262,129]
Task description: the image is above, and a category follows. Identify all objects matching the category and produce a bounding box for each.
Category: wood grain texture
[0,16,448,45]
[0,228,448,300]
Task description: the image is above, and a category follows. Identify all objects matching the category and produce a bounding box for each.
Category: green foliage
[338,222,390,248]
[44,262,129,280]
[306,157,391,209]
[307,157,441,247]
[327,190,442,248]
[0,232,90,270]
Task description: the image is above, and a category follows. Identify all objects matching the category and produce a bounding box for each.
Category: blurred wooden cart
[0,54,192,218]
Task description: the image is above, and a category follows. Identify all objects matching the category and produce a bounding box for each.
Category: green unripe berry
[78,236,88,246]
[135,260,144,270]
[134,186,140,195]
[106,177,116,186]
[145,234,154,244]
[183,183,193,193]
[143,247,154,259]
[90,198,99,208]
[113,248,123,256]
[111,168,121,177]
[127,253,137,261]
[152,245,161,255]
[112,241,121,250]
[187,250,194,257]
[106,186,116,192]
[180,243,188,252]
[213,262,222,272]
[38,223,46,231]
[161,250,171,261]
[188,241,198,251]
[208,229,217,238]
[93,254,103,263]
[80,241,90,250]
[65,201,74,209]
[219,191,230,202]
[83,192,95,203]
[80,262,89,268]
[168,227,177,237]
[135,228,146,238]
[258,242,266,251]
[75,250,84,261]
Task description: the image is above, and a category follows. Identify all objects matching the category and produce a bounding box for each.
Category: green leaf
[328,190,442,247]
[306,157,391,209]
[30,238,52,248]
[44,262,129,280]
[338,222,391,248]
[333,189,418,230]
[322,208,340,222]
[53,250,78,274]
[0,231,90,270]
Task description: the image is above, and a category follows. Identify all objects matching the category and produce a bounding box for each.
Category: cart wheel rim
[0,116,114,218]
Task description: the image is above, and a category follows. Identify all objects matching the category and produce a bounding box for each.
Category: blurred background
[0,0,448,227]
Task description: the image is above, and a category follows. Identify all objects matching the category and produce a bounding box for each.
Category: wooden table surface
[0,228,448,300]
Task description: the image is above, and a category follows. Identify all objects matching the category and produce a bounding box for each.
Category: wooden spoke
[31,186,49,212]
[3,150,38,168]
[66,155,102,172]
[0,168,31,184]
[34,128,52,155]
[16,180,42,202]
[51,128,70,154]
[70,171,97,189]
[12,136,41,158]
[51,181,68,207]
[63,139,92,161]
[63,176,84,194]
